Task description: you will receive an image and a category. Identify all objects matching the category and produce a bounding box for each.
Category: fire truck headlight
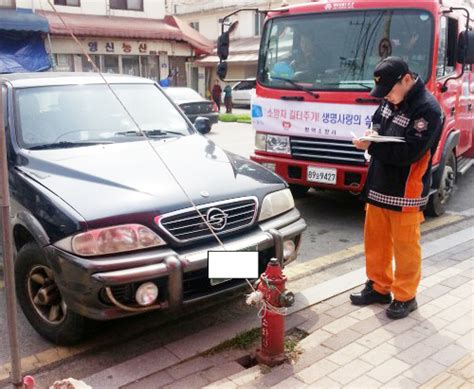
[266,135,291,155]
[259,189,295,221]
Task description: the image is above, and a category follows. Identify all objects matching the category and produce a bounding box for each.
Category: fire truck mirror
[456,31,474,64]
[217,32,230,61]
[217,61,228,80]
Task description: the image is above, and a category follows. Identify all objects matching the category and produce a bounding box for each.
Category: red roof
[37,11,213,54]
[164,15,213,55]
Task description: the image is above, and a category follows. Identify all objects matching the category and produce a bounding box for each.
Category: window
[190,22,200,32]
[82,55,100,72]
[259,10,434,90]
[0,0,15,8]
[140,56,159,81]
[55,54,74,71]
[437,16,457,78]
[254,12,264,36]
[16,84,191,149]
[103,55,119,74]
[54,0,80,6]
[234,80,256,90]
[110,0,143,11]
[122,55,140,76]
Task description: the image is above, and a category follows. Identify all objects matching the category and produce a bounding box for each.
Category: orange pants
[364,204,424,302]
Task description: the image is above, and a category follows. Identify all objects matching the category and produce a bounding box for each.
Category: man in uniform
[350,57,443,319]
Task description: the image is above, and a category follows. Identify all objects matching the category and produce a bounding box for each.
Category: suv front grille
[158,197,258,243]
[291,137,366,165]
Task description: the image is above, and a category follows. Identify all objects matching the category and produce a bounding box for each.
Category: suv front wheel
[15,242,89,345]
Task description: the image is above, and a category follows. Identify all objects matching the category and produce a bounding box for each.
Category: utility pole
[0,84,23,388]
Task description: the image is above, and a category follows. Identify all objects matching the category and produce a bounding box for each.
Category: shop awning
[195,53,258,65]
[0,8,50,73]
[37,11,213,54]
[0,8,49,33]
[164,15,213,55]
[195,37,260,66]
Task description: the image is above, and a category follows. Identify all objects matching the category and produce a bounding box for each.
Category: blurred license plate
[208,246,258,286]
[307,166,337,185]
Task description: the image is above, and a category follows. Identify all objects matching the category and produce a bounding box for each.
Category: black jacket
[361,77,443,212]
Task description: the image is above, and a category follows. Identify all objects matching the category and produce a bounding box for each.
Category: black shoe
[350,280,392,306]
[386,298,418,319]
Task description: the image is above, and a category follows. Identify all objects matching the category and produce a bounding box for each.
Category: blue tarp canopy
[0,8,49,33]
[0,8,51,73]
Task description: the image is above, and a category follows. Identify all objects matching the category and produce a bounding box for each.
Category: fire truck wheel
[289,184,310,198]
[15,242,90,345]
[426,151,456,217]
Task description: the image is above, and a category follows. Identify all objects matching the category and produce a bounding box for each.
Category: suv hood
[18,134,285,224]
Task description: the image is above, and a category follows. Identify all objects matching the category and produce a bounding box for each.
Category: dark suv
[1,73,306,345]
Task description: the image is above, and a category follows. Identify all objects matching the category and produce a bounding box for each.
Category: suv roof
[1,72,153,88]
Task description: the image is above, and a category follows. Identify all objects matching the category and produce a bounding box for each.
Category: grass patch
[205,327,261,355]
[285,328,308,364]
[219,113,251,123]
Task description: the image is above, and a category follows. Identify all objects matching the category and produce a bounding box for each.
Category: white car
[224,78,256,107]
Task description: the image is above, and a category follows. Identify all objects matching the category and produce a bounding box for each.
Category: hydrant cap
[269,258,279,266]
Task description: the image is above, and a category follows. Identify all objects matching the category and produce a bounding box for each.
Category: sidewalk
[79,228,473,389]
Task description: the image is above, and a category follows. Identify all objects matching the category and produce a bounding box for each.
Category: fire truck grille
[158,198,258,243]
[290,137,366,165]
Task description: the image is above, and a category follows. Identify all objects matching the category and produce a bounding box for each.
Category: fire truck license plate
[307,167,337,185]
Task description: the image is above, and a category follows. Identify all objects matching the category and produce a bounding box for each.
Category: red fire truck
[217,0,473,216]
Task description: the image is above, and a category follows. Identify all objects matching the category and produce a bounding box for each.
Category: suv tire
[15,242,89,345]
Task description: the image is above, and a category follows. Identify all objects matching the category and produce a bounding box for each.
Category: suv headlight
[259,189,295,221]
[55,224,166,257]
[255,133,291,155]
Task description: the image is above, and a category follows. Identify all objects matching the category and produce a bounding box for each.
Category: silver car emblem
[206,207,228,231]
[200,191,209,198]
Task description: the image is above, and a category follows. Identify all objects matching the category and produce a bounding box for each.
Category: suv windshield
[258,9,433,91]
[16,83,192,149]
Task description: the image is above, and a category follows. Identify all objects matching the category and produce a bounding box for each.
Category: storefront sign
[105,42,114,52]
[87,40,151,55]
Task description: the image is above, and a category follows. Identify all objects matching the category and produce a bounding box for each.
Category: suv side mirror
[194,117,211,134]
[456,30,474,64]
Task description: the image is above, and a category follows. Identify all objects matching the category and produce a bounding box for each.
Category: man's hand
[352,128,374,150]
[353,139,371,150]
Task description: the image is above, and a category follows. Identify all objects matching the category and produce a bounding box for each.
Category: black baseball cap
[370,56,410,98]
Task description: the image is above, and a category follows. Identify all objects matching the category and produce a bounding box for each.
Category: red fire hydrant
[255,257,295,367]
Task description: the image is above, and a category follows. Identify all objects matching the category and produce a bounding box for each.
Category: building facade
[10,0,212,87]
[166,0,309,95]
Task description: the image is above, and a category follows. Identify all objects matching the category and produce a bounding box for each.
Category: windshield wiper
[270,76,320,99]
[114,130,145,137]
[318,81,372,91]
[115,129,184,138]
[144,129,185,138]
[28,141,112,150]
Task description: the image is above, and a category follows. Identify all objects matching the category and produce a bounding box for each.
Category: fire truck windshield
[258,9,434,91]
